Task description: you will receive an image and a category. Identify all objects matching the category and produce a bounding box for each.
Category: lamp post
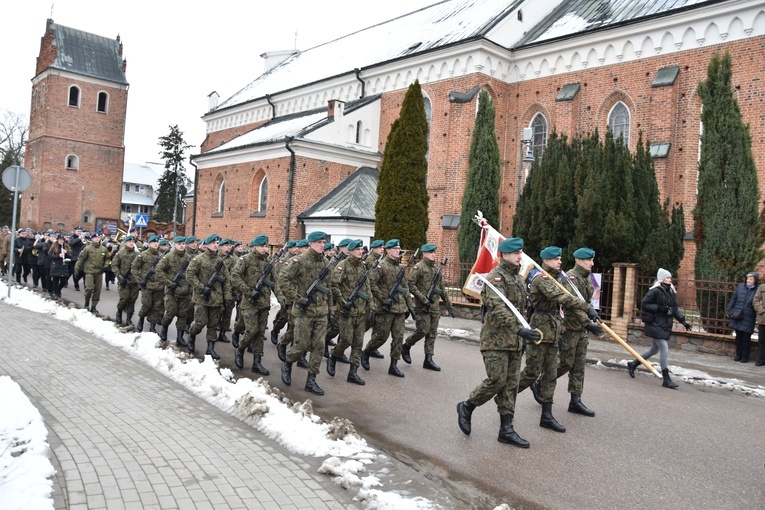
[517,127,535,201]
[172,164,180,237]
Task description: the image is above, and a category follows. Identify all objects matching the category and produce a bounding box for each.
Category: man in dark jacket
[726,271,759,363]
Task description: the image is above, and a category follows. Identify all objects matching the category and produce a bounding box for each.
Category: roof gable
[47,22,128,84]
[298,167,379,222]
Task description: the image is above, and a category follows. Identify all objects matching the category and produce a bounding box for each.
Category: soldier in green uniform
[185,235,200,256]
[156,236,193,347]
[361,239,416,377]
[403,243,456,371]
[112,236,140,326]
[230,240,246,348]
[277,240,310,369]
[217,239,237,343]
[456,238,540,448]
[517,246,600,433]
[327,239,369,384]
[364,239,385,332]
[280,231,332,395]
[74,232,109,313]
[323,238,351,352]
[186,234,233,359]
[131,235,164,333]
[271,240,298,345]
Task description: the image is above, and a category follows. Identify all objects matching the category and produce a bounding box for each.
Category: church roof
[298,167,379,222]
[46,21,128,84]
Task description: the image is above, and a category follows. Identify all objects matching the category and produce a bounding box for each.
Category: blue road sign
[135,214,148,227]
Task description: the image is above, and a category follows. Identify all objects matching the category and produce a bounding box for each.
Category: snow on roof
[123,162,163,187]
[210,110,329,154]
[298,167,379,222]
[217,0,521,110]
[121,191,155,206]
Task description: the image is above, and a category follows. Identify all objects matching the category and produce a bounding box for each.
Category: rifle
[382,248,419,313]
[423,253,448,312]
[168,256,192,295]
[341,257,381,317]
[249,243,288,304]
[297,252,342,311]
[118,263,133,287]
[139,252,165,288]
[202,258,226,300]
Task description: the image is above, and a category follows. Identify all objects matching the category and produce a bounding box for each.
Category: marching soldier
[327,239,368,384]
[185,235,200,256]
[112,235,140,326]
[280,231,332,395]
[231,240,247,348]
[231,235,272,374]
[276,240,310,368]
[403,243,456,371]
[216,239,238,343]
[517,246,599,433]
[364,239,385,332]
[186,234,233,359]
[361,239,416,377]
[131,235,164,333]
[156,236,193,347]
[456,238,540,447]
[74,232,109,313]
[271,240,298,345]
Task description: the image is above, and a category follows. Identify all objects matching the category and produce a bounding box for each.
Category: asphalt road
[53,282,765,509]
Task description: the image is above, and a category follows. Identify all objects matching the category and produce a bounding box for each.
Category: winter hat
[656,268,672,282]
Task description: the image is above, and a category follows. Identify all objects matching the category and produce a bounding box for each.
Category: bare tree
[0,110,28,225]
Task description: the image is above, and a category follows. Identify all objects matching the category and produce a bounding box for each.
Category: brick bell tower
[22,19,128,232]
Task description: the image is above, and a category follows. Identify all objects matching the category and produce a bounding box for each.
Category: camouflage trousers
[161,293,193,332]
[189,304,222,342]
[325,313,340,343]
[468,349,523,416]
[219,302,234,331]
[365,312,405,361]
[404,308,441,355]
[238,305,269,355]
[331,313,366,366]
[83,273,103,307]
[556,329,589,395]
[117,283,140,315]
[138,288,164,324]
[286,315,327,375]
[518,341,559,404]
[272,305,289,334]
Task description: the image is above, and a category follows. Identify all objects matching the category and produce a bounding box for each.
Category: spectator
[726,272,758,363]
[750,273,765,367]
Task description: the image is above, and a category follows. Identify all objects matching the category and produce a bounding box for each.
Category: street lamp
[517,127,535,201]
[172,165,181,236]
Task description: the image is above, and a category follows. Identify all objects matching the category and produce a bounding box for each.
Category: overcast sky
[1,0,436,174]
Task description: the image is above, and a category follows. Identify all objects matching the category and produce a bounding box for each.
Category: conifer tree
[694,52,762,331]
[458,90,500,266]
[155,125,193,224]
[374,81,429,250]
[0,150,22,227]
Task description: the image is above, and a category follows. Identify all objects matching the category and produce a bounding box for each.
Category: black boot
[457,400,476,435]
[540,403,566,433]
[662,368,679,389]
[89,306,98,314]
[159,325,168,342]
[149,322,157,334]
[125,314,134,328]
[297,353,309,369]
[281,362,293,385]
[323,340,330,359]
[205,341,220,360]
[277,342,287,362]
[247,342,253,353]
[305,373,324,395]
[326,356,337,377]
[252,355,269,375]
[568,394,595,417]
[270,329,279,345]
[360,350,370,371]
[530,379,542,405]
[136,316,145,332]
[231,330,240,349]
[627,360,638,378]
[498,414,530,448]
[218,329,230,343]
[388,359,404,378]
[401,343,412,364]
[347,364,365,385]
[423,354,441,371]
[116,309,123,325]
[175,329,188,348]
[336,353,350,364]
[234,348,244,369]
[188,334,196,353]
[369,349,384,359]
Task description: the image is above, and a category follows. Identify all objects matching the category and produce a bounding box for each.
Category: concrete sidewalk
[0,300,359,510]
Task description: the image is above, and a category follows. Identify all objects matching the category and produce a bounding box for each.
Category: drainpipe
[285,137,295,242]
[189,158,199,236]
[354,68,365,98]
[265,94,276,119]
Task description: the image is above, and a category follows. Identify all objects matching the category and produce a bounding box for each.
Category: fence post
[610,262,639,339]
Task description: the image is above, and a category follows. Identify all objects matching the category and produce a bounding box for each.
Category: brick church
[193,0,763,280]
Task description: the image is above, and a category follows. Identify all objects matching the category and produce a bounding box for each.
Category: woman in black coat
[726,271,759,363]
[628,268,691,389]
[48,235,70,299]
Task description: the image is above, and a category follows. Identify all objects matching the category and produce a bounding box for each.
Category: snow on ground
[0,281,441,509]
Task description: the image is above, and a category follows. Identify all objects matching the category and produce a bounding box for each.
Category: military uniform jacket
[0,233,8,259]
[187,250,233,307]
[529,264,589,344]
[369,255,414,314]
[231,251,271,309]
[274,252,296,303]
[479,259,526,351]
[156,249,192,296]
[75,242,108,275]
[130,248,163,290]
[407,257,452,312]
[220,252,241,301]
[562,264,595,332]
[284,248,330,318]
[331,255,370,317]
[112,245,139,285]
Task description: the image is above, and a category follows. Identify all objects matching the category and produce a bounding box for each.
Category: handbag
[728,308,744,320]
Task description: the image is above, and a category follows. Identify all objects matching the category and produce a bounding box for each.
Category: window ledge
[249,211,266,218]
[211,212,224,218]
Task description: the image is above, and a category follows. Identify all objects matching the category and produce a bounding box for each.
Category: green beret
[185,235,198,244]
[347,239,363,250]
[323,242,335,251]
[204,234,221,244]
[573,247,595,260]
[306,231,326,243]
[219,238,234,246]
[337,238,352,247]
[384,239,401,249]
[159,239,169,246]
[370,239,384,249]
[123,235,135,242]
[173,236,186,243]
[147,235,160,243]
[249,234,268,247]
[296,239,309,247]
[540,246,562,259]
[421,243,437,253]
[498,238,523,253]
[285,240,297,249]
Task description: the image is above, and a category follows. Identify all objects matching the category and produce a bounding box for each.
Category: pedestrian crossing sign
[135,214,148,227]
